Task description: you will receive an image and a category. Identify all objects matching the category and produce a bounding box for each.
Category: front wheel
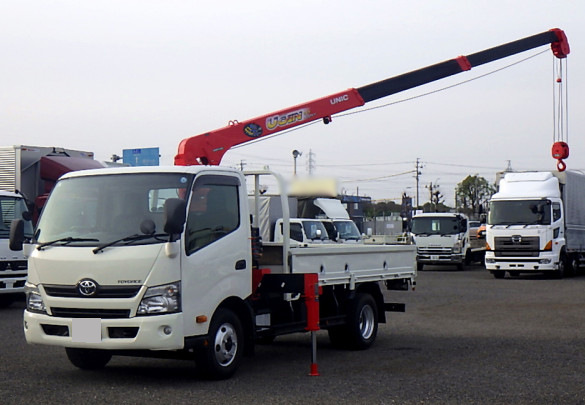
[65,348,112,370]
[492,270,505,279]
[195,308,243,380]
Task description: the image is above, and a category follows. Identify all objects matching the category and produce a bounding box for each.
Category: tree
[455,175,495,219]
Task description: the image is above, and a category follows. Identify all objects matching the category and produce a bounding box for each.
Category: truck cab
[410,213,470,271]
[484,171,581,279]
[0,190,33,307]
[273,218,330,244]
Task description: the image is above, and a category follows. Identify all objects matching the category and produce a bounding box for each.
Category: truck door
[181,174,251,336]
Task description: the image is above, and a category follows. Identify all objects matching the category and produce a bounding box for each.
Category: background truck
[11,167,416,379]
[0,145,104,306]
[0,190,33,307]
[485,171,585,279]
[410,212,484,270]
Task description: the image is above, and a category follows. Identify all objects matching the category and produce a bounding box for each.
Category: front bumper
[23,310,185,350]
[484,253,557,272]
[417,254,464,265]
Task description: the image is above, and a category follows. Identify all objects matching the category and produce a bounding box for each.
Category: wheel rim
[214,322,238,367]
[359,304,375,340]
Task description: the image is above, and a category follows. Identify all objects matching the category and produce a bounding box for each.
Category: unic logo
[266,109,311,131]
[330,94,349,105]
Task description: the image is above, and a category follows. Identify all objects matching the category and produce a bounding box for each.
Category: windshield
[333,220,361,240]
[488,199,551,226]
[0,196,33,238]
[411,216,463,236]
[301,220,329,241]
[35,173,192,246]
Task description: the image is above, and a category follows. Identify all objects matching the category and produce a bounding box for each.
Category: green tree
[455,175,495,219]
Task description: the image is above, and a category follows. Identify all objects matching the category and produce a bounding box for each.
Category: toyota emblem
[77,279,98,297]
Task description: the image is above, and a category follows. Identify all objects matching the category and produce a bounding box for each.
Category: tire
[65,348,112,370]
[492,270,505,279]
[417,262,424,271]
[553,253,567,279]
[195,308,243,380]
[0,294,16,308]
[345,293,378,350]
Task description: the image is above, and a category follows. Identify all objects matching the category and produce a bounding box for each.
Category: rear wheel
[346,293,378,350]
[65,348,112,370]
[195,308,243,380]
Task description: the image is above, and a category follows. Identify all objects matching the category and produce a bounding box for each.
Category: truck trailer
[485,171,585,278]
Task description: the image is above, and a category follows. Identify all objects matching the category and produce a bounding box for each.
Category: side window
[290,223,303,242]
[553,202,562,222]
[186,179,240,255]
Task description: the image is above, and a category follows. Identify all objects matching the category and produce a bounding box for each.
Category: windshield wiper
[93,233,167,254]
[37,237,99,250]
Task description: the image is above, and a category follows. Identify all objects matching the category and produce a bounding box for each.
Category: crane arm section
[175,28,569,166]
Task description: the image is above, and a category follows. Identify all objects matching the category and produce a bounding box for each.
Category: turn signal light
[544,240,553,251]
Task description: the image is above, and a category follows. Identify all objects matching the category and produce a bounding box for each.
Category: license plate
[431,255,440,261]
[71,318,102,343]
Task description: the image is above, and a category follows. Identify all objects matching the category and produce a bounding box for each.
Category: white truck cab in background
[410,212,474,271]
[485,171,585,279]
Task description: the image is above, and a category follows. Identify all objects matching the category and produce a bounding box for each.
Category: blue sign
[123,147,160,166]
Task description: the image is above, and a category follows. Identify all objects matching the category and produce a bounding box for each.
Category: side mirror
[164,198,187,241]
[9,219,24,251]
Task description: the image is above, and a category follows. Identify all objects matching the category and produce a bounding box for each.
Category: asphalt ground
[1,264,584,404]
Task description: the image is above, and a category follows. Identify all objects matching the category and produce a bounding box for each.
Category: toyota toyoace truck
[11,166,416,379]
[485,171,585,279]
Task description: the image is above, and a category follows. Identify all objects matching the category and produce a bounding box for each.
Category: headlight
[452,241,462,254]
[137,282,181,316]
[25,283,46,314]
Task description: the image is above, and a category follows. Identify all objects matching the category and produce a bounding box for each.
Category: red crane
[175,29,569,167]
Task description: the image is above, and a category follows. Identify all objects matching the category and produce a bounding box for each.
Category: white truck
[0,190,33,307]
[485,171,585,279]
[411,212,483,271]
[311,198,363,243]
[0,145,103,306]
[11,166,416,379]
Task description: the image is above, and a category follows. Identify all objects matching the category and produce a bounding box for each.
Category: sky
[2,0,584,206]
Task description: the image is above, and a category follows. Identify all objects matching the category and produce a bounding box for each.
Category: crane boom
[175,28,569,166]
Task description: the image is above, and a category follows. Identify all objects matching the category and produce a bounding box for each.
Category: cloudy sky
[2,0,584,206]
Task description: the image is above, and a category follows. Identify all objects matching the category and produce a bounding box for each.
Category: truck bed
[258,242,416,286]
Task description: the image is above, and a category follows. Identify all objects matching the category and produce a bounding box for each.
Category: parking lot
[1,264,584,404]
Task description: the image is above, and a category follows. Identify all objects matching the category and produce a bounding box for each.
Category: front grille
[418,247,452,255]
[50,307,131,319]
[0,261,27,271]
[44,285,141,298]
[494,236,540,257]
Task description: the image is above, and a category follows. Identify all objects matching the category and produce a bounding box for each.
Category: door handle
[235,260,246,270]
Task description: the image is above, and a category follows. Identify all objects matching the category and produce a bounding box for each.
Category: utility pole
[415,158,423,209]
[307,149,316,175]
